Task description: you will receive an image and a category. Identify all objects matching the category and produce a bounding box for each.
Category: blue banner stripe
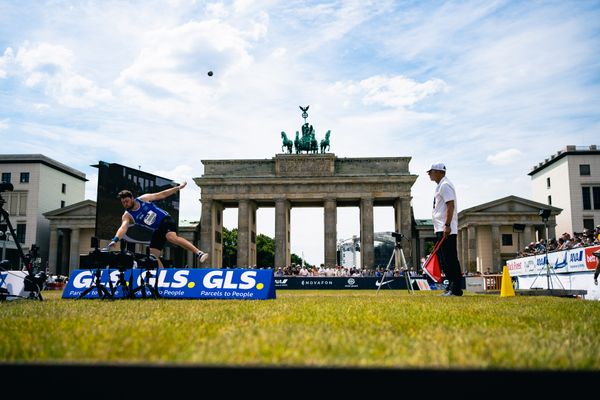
[62,268,276,300]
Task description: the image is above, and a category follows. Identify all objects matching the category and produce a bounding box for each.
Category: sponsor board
[62,268,276,300]
[506,245,600,276]
[272,276,462,290]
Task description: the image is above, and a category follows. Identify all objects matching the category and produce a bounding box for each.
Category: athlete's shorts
[150,216,177,250]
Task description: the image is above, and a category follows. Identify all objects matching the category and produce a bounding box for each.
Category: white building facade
[0,154,87,267]
[529,145,600,236]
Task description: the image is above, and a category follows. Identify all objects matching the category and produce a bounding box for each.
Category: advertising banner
[62,268,276,300]
[506,245,600,276]
[272,276,457,290]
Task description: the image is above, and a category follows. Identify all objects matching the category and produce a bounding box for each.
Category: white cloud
[10,43,112,108]
[487,149,525,165]
[359,75,447,108]
[0,118,8,130]
[115,19,254,115]
[0,47,15,78]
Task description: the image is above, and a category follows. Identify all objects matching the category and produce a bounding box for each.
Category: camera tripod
[376,234,414,294]
[77,266,113,299]
[529,217,565,291]
[130,247,160,299]
[0,193,43,301]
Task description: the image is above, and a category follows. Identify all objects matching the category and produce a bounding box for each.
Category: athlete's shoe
[197,251,209,263]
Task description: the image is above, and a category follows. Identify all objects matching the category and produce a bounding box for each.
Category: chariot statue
[279,105,332,155]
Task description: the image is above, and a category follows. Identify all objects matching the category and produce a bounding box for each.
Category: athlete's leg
[166,231,200,253]
[165,231,208,263]
[149,247,164,268]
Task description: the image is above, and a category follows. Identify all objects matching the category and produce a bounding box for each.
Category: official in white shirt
[428,162,463,296]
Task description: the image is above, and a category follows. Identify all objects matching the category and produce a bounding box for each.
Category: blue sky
[1,1,600,265]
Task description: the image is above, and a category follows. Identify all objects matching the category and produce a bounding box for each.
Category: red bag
[422,238,445,283]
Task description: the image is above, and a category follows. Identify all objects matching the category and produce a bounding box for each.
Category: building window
[546,177,551,188]
[16,223,26,244]
[61,183,66,194]
[583,187,591,210]
[547,195,552,206]
[19,172,29,183]
[1,172,10,183]
[580,164,591,176]
[60,200,65,208]
[583,219,595,230]
[583,186,600,210]
[502,234,513,246]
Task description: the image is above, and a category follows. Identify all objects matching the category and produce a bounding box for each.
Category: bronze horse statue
[281,131,293,154]
[320,130,331,153]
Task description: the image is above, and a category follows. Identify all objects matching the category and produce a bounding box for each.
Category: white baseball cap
[427,162,446,172]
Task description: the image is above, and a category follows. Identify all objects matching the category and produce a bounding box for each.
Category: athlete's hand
[178,181,187,190]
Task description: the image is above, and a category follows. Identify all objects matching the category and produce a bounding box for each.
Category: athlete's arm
[107,213,132,247]
[139,181,186,202]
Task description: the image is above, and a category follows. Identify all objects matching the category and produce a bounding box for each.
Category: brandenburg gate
[194,154,417,269]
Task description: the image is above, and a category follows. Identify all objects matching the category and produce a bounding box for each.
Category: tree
[256,233,275,268]
[220,229,313,268]
[222,227,237,268]
[291,253,313,267]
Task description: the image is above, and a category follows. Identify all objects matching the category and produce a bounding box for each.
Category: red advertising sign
[585,246,600,270]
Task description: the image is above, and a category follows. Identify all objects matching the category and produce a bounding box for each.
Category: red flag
[422,238,445,283]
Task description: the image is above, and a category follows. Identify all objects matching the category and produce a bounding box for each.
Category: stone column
[69,227,80,275]
[324,198,337,267]
[394,197,412,268]
[460,228,468,269]
[237,199,250,268]
[360,197,374,269]
[249,202,257,267]
[491,224,501,272]
[200,199,223,268]
[186,249,194,269]
[48,226,58,275]
[199,198,213,267]
[524,225,533,248]
[467,224,477,273]
[237,200,257,268]
[275,198,290,269]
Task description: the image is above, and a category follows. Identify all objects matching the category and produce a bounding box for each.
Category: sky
[1,0,600,266]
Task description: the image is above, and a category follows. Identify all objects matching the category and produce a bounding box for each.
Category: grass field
[1,289,599,370]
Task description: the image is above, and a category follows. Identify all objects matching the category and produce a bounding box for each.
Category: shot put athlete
[107,181,209,268]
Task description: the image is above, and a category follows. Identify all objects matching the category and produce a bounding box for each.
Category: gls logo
[72,270,190,289]
[203,270,257,289]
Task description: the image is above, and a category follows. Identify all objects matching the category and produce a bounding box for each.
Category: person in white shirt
[428,162,463,296]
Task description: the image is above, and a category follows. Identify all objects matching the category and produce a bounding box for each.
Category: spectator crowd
[519,226,600,256]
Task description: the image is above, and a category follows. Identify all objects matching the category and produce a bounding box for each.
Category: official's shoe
[595,279,598,286]
[440,290,463,297]
[197,251,209,263]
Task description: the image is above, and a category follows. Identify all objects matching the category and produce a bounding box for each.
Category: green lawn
[1,290,599,369]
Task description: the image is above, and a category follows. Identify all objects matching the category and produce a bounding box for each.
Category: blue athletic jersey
[126,198,169,230]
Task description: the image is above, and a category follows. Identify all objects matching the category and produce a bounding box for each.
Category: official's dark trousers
[435,233,463,294]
